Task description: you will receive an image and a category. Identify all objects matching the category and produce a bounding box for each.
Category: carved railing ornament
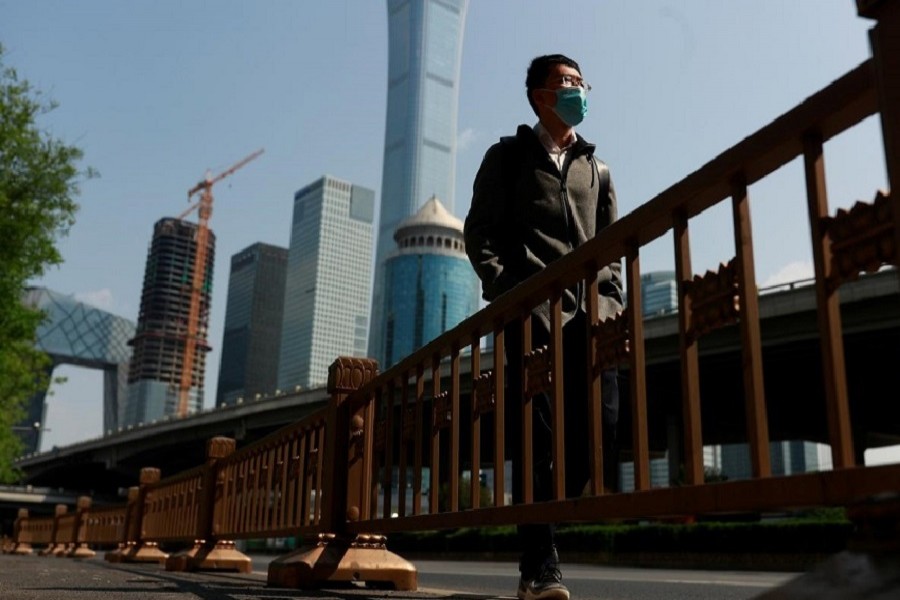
[823,190,896,290]
[431,391,452,431]
[473,371,496,416]
[328,357,378,394]
[524,345,552,398]
[684,259,741,340]
[593,312,630,372]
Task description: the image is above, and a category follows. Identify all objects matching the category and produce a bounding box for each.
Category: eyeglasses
[548,74,592,91]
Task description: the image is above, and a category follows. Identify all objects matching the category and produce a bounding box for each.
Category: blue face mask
[551,87,588,126]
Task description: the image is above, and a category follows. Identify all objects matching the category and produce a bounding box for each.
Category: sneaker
[524,561,569,600]
[516,576,530,600]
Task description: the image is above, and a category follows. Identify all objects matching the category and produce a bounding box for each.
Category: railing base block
[165,540,251,573]
[104,544,127,563]
[121,542,168,564]
[67,544,96,559]
[267,534,417,591]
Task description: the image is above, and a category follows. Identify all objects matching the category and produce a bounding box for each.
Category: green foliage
[0,45,90,482]
[438,472,493,512]
[388,518,853,557]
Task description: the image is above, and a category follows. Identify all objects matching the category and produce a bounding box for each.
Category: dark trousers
[504,311,619,576]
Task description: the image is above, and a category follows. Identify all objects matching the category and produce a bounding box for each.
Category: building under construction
[123,217,215,426]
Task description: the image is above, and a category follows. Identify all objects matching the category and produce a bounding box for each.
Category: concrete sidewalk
[0,554,477,600]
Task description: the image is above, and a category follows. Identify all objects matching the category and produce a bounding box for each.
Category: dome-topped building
[394,195,467,256]
[380,195,479,367]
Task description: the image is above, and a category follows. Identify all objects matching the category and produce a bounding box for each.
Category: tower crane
[176,148,264,417]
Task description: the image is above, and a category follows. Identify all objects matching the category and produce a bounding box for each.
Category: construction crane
[176,148,264,417]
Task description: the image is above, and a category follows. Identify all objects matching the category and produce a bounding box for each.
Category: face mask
[550,87,588,127]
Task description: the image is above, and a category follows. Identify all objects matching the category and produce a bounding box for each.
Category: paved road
[252,555,796,599]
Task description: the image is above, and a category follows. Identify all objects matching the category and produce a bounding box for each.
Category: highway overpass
[16,270,900,496]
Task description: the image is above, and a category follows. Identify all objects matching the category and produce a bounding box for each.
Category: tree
[0,45,91,482]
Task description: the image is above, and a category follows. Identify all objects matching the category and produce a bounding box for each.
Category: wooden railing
[4,1,900,591]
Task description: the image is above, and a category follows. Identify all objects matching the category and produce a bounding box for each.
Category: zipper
[560,153,584,308]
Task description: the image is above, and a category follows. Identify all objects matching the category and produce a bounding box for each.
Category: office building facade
[278,176,374,389]
[216,242,288,406]
[379,196,479,367]
[641,270,678,317]
[369,0,470,365]
[125,217,215,425]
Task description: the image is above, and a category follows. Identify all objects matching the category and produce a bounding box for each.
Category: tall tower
[369,0,470,365]
[125,217,215,425]
[278,176,375,390]
[381,196,479,367]
[216,242,288,406]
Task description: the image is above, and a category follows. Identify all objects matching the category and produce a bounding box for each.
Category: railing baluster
[450,342,461,512]
[804,132,855,468]
[674,209,704,485]
[493,320,506,506]
[521,311,534,503]
[384,381,396,519]
[584,276,604,495]
[429,354,441,514]
[626,241,650,490]
[731,175,772,478]
[398,371,410,517]
[549,289,566,500]
[470,330,482,509]
[414,364,424,515]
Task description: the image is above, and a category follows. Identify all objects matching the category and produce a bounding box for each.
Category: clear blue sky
[1,1,892,463]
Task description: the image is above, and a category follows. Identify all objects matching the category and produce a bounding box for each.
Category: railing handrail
[355,59,878,395]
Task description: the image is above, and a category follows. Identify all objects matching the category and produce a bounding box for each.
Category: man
[463,54,623,600]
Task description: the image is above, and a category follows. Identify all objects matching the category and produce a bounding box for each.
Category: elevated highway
[16,270,900,496]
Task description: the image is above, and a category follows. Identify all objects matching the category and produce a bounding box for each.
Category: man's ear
[531,87,554,109]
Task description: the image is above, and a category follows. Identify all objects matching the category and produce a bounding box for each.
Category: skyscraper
[278,176,375,390]
[641,271,678,317]
[380,196,479,366]
[216,242,288,406]
[125,217,215,425]
[369,0,470,365]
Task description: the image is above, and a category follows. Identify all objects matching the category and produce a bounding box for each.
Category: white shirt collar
[534,121,576,154]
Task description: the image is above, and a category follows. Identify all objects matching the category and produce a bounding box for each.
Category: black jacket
[464,124,623,331]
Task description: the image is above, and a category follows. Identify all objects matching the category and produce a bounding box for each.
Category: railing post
[122,467,168,563]
[36,504,64,556]
[105,487,138,562]
[165,436,251,573]
[268,356,417,591]
[859,0,900,192]
[66,496,96,559]
[10,509,33,555]
[51,504,71,556]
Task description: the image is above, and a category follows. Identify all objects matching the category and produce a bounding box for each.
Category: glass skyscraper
[369,0,470,365]
[216,242,288,406]
[380,196,479,367]
[278,176,375,390]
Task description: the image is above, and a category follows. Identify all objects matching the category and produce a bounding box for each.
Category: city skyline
[1,2,890,463]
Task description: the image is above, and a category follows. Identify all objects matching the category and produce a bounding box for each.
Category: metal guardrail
[5,1,900,592]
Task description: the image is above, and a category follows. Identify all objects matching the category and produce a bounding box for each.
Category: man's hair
[525,54,582,116]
